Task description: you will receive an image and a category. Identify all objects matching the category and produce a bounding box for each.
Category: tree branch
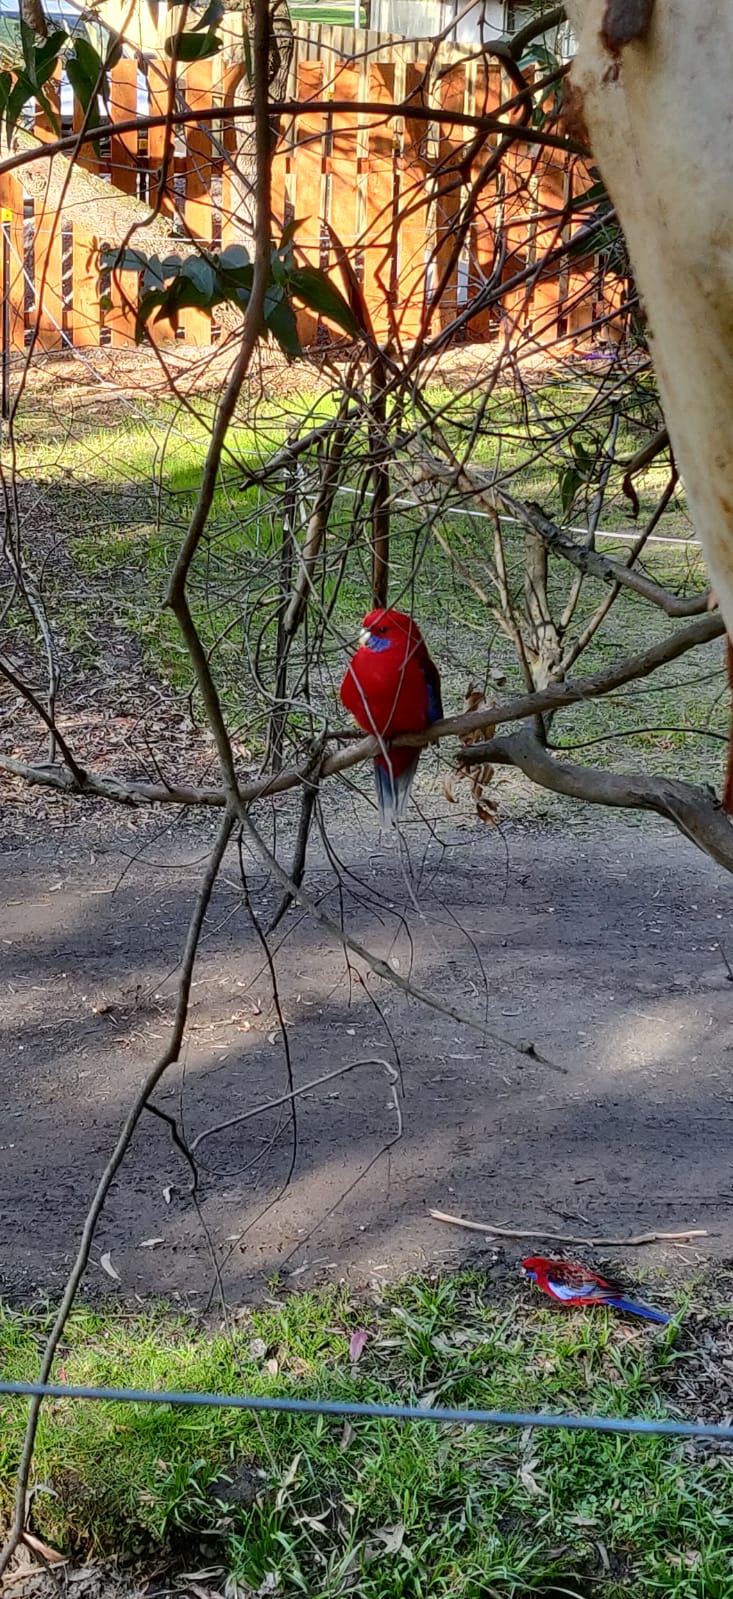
[462,728,733,872]
[0,99,583,184]
[409,449,709,618]
[499,490,710,618]
[2,613,725,810]
[0,807,235,1580]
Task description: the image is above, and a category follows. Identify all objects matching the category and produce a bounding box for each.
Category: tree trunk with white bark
[564,1,733,634]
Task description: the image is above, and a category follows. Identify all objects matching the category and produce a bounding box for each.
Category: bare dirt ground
[3,797,733,1310]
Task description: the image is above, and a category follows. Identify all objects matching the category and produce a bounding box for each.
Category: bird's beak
[358,628,371,649]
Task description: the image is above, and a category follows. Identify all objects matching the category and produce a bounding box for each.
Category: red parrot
[340,608,443,824]
[521,1256,670,1325]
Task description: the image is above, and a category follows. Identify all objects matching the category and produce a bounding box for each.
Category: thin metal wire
[1,1380,731,1441]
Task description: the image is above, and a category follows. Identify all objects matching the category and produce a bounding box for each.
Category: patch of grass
[10,374,727,821]
[2,1271,733,1595]
[290,1,365,21]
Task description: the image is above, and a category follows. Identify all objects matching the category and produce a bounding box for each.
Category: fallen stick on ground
[429,1210,708,1248]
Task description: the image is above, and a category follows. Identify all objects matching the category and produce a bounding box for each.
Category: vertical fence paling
[0,169,24,354]
[182,57,215,344]
[33,77,64,350]
[6,24,605,354]
[291,57,325,345]
[104,59,140,347]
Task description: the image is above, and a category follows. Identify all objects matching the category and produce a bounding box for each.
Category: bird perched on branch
[340,609,443,824]
[521,1256,670,1325]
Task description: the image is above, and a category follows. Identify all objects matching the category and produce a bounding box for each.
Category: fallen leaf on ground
[349,1328,369,1363]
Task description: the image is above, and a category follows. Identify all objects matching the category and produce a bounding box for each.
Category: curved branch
[238,809,564,1070]
[498,491,710,618]
[508,4,567,60]
[164,0,275,803]
[1,612,725,809]
[463,728,733,872]
[0,99,582,184]
[0,655,84,782]
[410,450,708,618]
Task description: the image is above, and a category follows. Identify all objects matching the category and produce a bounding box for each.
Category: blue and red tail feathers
[374,752,420,825]
[606,1296,670,1325]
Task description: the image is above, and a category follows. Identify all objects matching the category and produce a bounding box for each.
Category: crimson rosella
[521,1256,670,1325]
[340,608,443,824]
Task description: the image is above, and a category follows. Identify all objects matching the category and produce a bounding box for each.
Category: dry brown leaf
[22,1532,67,1565]
[443,683,499,824]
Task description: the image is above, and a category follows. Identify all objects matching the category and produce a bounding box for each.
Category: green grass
[290,2,365,21]
[8,372,727,816]
[2,1272,733,1595]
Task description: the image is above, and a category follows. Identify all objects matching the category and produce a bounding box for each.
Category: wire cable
[1,1379,731,1442]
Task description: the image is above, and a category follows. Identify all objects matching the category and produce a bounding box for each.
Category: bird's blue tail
[374,754,420,825]
[607,1295,670,1325]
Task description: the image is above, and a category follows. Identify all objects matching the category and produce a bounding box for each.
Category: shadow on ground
[2,804,733,1306]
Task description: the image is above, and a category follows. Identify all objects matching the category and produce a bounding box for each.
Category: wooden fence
[0,22,608,353]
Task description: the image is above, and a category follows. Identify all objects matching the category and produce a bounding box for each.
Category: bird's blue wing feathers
[421,656,443,723]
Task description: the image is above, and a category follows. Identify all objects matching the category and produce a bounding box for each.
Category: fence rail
[0,22,611,354]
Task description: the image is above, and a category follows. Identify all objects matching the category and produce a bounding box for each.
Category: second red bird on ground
[521,1256,670,1324]
[340,608,443,824]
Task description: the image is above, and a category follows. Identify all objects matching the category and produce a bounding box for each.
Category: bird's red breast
[340,608,441,743]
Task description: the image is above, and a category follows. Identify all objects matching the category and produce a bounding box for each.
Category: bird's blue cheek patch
[366,635,391,654]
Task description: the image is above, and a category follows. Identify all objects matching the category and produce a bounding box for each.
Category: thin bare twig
[237,809,565,1071]
[429,1209,708,1248]
[0,808,235,1581]
[2,612,724,813]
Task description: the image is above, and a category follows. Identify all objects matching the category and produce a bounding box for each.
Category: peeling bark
[564,1,733,637]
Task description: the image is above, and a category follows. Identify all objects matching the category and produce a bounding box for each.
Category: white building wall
[369,0,510,45]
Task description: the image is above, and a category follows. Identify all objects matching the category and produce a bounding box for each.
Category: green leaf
[192,0,224,32]
[19,17,36,78]
[288,265,360,336]
[181,254,216,298]
[572,439,593,472]
[218,243,250,271]
[559,466,581,516]
[571,180,608,212]
[102,246,153,273]
[264,281,285,317]
[142,255,166,290]
[241,23,252,86]
[519,43,558,73]
[264,296,302,360]
[217,259,253,295]
[70,36,106,85]
[137,287,166,337]
[165,30,222,60]
[163,279,211,313]
[66,37,106,132]
[34,30,67,76]
[270,252,289,287]
[279,216,305,250]
[5,75,32,145]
